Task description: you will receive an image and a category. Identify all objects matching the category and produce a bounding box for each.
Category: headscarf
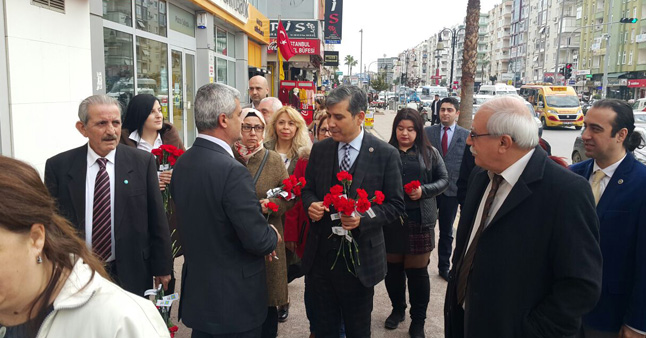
[235,108,266,163]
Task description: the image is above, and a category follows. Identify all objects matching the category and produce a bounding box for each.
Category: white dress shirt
[129,130,163,153]
[85,144,116,262]
[338,128,364,169]
[590,154,626,198]
[198,134,234,158]
[466,149,535,251]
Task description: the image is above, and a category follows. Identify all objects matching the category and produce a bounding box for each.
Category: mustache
[102,135,117,141]
[470,146,477,156]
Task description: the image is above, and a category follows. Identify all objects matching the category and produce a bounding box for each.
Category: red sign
[431,75,443,79]
[628,79,646,88]
[269,39,321,55]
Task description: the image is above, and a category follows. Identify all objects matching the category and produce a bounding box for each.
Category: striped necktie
[92,158,112,261]
[340,144,351,172]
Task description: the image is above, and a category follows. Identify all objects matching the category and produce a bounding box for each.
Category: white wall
[5,0,93,174]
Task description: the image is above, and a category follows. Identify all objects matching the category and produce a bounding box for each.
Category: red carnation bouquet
[267,175,307,200]
[322,171,385,274]
[145,284,179,337]
[151,145,185,214]
[404,180,421,194]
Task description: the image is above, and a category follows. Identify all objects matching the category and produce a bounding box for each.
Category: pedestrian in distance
[570,99,646,338]
[302,85,405,338]
[44,94,173,298]
[444,96,603,337]
[170,83,280,338]
[233,108,292,338]
[0,156,171,338]
[249,75,270,109]
[430,94,441,125]
[423,97,469,281]
[383,108,448,338]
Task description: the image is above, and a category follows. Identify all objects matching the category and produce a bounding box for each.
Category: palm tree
[458,0,480,129]
[345,55,358,76]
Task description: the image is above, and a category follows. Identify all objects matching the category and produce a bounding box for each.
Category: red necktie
[442,126,449,156]
[92,158,112,261]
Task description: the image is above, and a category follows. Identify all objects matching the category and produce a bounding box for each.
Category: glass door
[170,48,196,147]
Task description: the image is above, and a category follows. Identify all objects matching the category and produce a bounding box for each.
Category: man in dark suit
[570,99,646,338]
[430,94,441,125]
[302,85,405,337]
[444,96,602,337]
[424,97,469,281]
[44,94,172,298]
[170,83,280,338]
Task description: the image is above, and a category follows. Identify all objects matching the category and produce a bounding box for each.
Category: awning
[607,72,627,78]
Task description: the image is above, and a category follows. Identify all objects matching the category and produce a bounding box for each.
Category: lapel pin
[618,179,624,185]
[369,147,374,153]
[124,180,129,185]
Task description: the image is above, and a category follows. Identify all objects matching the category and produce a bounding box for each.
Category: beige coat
[243,148,293,307]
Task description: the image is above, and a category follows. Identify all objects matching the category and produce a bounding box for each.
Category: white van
[478,83,517,96]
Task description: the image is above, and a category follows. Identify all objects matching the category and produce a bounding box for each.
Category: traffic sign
[336,71,343,75]
[586,74,593,79]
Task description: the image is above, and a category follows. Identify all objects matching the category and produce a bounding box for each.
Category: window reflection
[134,0,167,37]
[103,0,132,27]
[104,28,134,112]
[136,36,169,118]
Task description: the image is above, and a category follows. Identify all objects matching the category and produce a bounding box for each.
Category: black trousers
[191,326,262,338]
[437,194,459,273]
[309,243,374,338]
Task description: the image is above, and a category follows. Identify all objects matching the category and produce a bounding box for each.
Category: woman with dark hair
[120,93,185,290]
[384,108,449,338]
[0,156,169,337]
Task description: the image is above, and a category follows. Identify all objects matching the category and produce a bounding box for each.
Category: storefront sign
[208,0,249,24]
[324,51,339,66]
[268,39,320,55]
[269,20,318,39]
[628,79,646,87]
[324,0,343,43]
[169,4,195,37]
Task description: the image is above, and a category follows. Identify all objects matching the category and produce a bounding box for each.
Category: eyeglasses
[318,127,330,134]
[242,125,265,133]
[469,131,493,139]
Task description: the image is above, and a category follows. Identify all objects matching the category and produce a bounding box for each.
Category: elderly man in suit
[444,96,602,337]
[424,97,469,281]
[44,94,172,298]
[570,99,646,338]
[170,83,280,338]
[302,85,405,337]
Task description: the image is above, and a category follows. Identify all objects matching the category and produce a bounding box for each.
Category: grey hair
[260,97,283,113]
[78,95,121,124]
[481,96,539,149]
[194,83,241,132]
[326,85,367,117]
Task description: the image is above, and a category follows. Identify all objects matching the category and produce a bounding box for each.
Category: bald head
[249,76,269,107]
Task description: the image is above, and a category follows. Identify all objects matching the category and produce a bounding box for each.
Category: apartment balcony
[496,54,510,61]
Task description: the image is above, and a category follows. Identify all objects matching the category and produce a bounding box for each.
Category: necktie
[92,158,112,261]
[457,174,504,306]
[591,169,606,205]
[442,126,449,156]
[340,144,351,172]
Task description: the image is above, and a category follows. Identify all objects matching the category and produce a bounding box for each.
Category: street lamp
[437,26,465,93]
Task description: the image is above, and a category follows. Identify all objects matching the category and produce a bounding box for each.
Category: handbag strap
[253,149,270,186]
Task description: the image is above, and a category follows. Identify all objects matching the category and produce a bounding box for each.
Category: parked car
[572,112,646,164]
[632,98,646,114]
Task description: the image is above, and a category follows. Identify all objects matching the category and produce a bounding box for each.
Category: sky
[334,0,502,76]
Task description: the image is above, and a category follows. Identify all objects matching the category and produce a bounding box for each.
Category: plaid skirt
[384,217,435,255]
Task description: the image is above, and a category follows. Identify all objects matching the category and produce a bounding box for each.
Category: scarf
[235,141,265,164]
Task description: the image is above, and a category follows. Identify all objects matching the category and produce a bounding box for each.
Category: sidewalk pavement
[169,108,453,337]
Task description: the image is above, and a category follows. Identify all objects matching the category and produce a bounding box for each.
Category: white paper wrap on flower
[159,164,170,171]
[155,293,179,307]
[366,207,376,218]
[266,187,295,201]
[331,226,353,242]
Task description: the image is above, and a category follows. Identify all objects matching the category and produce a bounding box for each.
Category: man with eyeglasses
[444,96,602,337]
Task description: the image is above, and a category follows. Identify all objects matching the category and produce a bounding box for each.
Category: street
[168,108,581,338]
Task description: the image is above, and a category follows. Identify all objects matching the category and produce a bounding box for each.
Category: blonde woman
[265,106,312,175]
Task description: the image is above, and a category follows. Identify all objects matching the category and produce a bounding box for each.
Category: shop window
[134,0,167,37]
[228,33,236,58]
[103,0,132,26]
[104,28,134,111]
[136,36,169,118]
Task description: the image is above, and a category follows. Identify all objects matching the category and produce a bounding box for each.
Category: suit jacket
[444,147,602,338]
[169,137,277,335]
[570,153,646,332]
[301,132,405,287]
[425,124,469,196]
[44,144,173,297]
[431,99,441,117]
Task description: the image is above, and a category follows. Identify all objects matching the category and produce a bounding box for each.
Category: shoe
[384,309,405,329]
[277,303,289,322]
[439,270,449,282]
[409,319,425,338]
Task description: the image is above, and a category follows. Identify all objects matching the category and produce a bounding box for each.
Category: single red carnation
[336,196,356,216]
[356,188,368,199]
[356,197,371,213]
[330,184,344,196]
[289,175,298,186]
[168,156,177,166]
[265,201,279,213]
[336,171,353,182]
[373,191,385,205]
[404,180,421,194]
[151,148,163,157]
[323,193,335,208]
[293,185,303,197]
[172,148,184,157]
[298,177,307,186]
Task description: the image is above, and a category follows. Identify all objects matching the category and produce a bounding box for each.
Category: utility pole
[602,0,615,98]
[359,29,363,88]
[554,0,566,85]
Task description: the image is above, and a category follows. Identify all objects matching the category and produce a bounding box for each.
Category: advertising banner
[270,20,318,39]
[324,0,342,43]
[324,51,339,66]
[268,39,321,55]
